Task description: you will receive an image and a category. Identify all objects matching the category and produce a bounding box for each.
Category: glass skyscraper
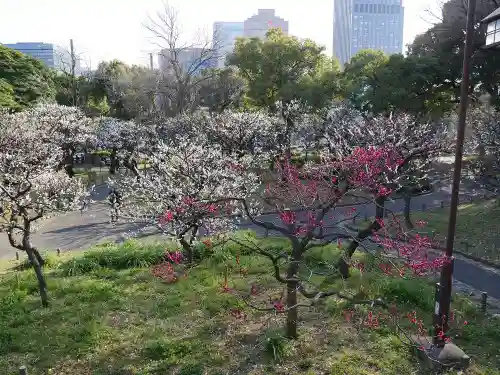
[3,42,57,67]
[333,0,404,67]
[3,42,80,73]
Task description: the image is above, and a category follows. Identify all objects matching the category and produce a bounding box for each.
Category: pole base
[410,336,470,371]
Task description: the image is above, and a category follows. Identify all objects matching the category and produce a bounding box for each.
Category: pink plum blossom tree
[320,105,451,270]
[225,146,452,340]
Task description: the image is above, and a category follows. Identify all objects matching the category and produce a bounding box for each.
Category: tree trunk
[123,154,140,180]
[285,280,298,339]
[403,193,414,229]
[337,196,386,278]
[32,247,45,266]
[22,218,48,306]
[285,247,301,339]
[180,238,193,264]
[109,148,119,174]
[26,248,48,307]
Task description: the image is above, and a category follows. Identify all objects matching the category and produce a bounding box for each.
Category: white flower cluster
[111,139,262,241]
[0,105,90,234]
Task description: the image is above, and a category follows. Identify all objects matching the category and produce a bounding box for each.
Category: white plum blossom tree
[465,107,500,183]
[0,108,90,306]
[95,117,154,178]
[151,111,210,148]
[11,104,97,177]
[205,111,274,158]
[110,138,261,263]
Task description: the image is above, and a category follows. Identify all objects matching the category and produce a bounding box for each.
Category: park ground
[411,199,500,266]
[351,198,500,267]
[1,237,499,375]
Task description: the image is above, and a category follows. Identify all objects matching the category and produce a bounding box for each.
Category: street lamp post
[414,2,500,370]
[433,0,477,347]
[435,5,500,346]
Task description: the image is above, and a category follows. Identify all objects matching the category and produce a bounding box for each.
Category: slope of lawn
[0,237,499,375]
[410,198,500,265]
[349,198,500,266]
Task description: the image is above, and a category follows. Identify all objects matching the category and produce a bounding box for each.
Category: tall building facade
[158,48,214,75]
[3,42,81,73]
[333,0,353,68]
[333,0,404,67]
[243,9,289,39]
[213,22,244,68]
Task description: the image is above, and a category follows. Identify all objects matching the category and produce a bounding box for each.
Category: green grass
[351,198,500,266]
[0,238,499,375]
[409,199,500,265]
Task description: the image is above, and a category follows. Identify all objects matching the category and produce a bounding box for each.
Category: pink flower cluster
[373,233,451,275]
[341,307,469,350]
[334,146,403,196]
[166,250,183,264]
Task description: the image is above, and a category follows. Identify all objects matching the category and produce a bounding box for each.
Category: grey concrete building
[213,21,244,68]
[333,0,354,68]
[243,9,289,39]
[158,48,215,75]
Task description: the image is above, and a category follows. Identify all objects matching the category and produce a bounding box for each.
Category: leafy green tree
[409,0,500,110]
[341,49,388,112]
[0,45,55,110]
[90,60,158,120]
[0,79,19,109]
[344,52,455,117]
[228,29,341,155]
[198,67,245,114]
[228,29,340,111]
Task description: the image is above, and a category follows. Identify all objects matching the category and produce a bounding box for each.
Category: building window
[486,19,500,46]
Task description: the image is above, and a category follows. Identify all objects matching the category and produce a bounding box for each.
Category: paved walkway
[1,183,499,301]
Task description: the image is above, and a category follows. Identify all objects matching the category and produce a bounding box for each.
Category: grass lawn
[1,237,499,375]
[350,199,500,266]
[409,199,500,265]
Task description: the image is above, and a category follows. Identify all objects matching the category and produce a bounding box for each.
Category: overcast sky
[0,0,440,69]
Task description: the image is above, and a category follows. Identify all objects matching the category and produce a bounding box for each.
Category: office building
[333,0,354,68]
[243,9,289,39]
[213,22,244,68]
[333,0,404,67]
[2,42,81,73]
[158,48,214,75]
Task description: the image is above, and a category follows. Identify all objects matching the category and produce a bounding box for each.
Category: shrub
[58,241,169,276]
[263,329,293,362]
[178,363,205,375]
[91,150,112,157]
[13,252,62,271]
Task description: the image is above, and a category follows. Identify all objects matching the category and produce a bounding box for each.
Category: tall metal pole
[434,0,476,345]
[149,53,154,70]
[70,39,77,106]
